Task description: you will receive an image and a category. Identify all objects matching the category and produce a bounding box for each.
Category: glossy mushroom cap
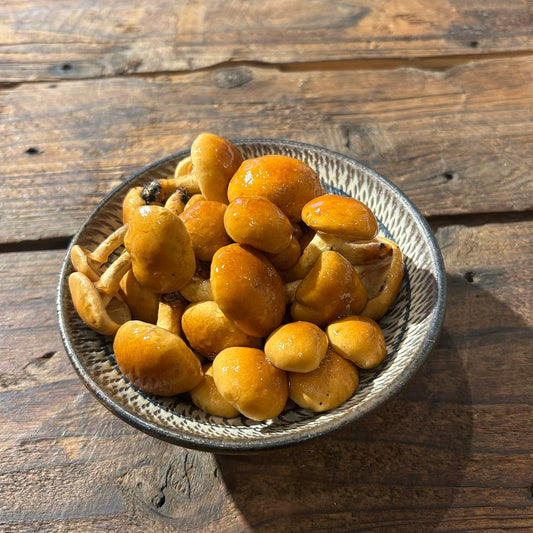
[224,196,293,254]
[113,320,203,396]
[288,348,359,412]
[301,194,378,240]
[291,250,367,327]
[190,133,244,203]
[181,300,262,359]
[179,200,232,261]
[210,243,286,337]
[189,364,240,418]
[264,321,328,373]
[212,347,288,421]
[326,315,387,369]
[227,154,324,222]
[124,205,196,294]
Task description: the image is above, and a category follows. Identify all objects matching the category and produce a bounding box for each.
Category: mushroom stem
[70,224,128,282]
[95,250,132,300]
[141,175,200,205]
[68,251,133,337]
[157,293,188,335]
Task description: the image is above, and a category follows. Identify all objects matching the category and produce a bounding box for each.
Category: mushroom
[286,232,394,281]
[290,250,367,327]
[210,243,286,337]
[356,238,404,320]
[179,264,213,303]
[174,156,193,178]
[68,250,132,336]
[183,193,206,211]
[113,297,203,396]
[141,172,200,205]
[181,300,262,359]
[223,196,293,254]
[179,199,232,262]
[122,187,146,224]
[301,194,378,241]
[326,315,387,369]
[266,235,302,272]
[163,187,191,216]
[190,133,244,203]
[288,348,359,412]
[124,204,196,294]
[227,154,324,222]
[189,364,240,418]
[264,321,328,373]
[212,347,288,421]
[70,224,128,282]
[119,269,159,324]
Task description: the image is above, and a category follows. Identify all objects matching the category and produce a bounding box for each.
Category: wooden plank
[1,56,532,244]
[1,0,532,81]
[0,220,531,530]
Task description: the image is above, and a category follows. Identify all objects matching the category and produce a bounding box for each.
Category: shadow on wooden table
[216,274,479,532]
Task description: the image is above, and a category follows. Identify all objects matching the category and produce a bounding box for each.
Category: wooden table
[1,1,532,531]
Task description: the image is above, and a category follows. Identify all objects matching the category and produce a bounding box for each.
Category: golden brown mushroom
[190,364,240,418]
[141,174,200,206]
[326,315,387,369]
[286,232,393,281]
[227,154,324,222]
[163,187,191,216]
[70,224,128,282]
[179,264,213,303]
[69,251,132,336]
[357,238,404,321]
[264,321,328,373]
[266,235,302,272]
[223,196,293,254]
[190,133,243,203]
[212,347,288,421]
[124,205,196,294]
[288,348,359,412]
[119,269,159,324]
[290,250,367,327]
[113,298,203,396]
[301,194,378,241]
[210,243,286,337]
[179,199,232,262]
[122,187,146,224]
[181,300,262,359]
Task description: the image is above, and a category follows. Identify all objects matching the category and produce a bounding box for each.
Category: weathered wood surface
[2,56,532,245]
[1,0,532,531]
[2,0,532,82]
[1,221,532,532]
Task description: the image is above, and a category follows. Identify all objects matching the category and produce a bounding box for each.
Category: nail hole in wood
[464,271,475,283]
[25,147,41,155]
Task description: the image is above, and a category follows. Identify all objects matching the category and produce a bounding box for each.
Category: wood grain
[1,221,531,531]
[1,56,532,244]
[1,0,532,81]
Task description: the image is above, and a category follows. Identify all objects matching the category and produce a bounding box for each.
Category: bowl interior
[57,139,446,452]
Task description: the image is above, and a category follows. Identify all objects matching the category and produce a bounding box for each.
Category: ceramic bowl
[57,139,446,453]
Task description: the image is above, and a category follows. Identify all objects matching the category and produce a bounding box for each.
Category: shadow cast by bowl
[215,326,469,532]
[214,272,495,532]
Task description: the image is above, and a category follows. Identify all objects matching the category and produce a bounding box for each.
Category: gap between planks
[1,50,532,88]
[2,210,533,254]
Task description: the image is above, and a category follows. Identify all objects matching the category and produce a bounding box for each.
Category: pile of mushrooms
[69,133,404,421]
